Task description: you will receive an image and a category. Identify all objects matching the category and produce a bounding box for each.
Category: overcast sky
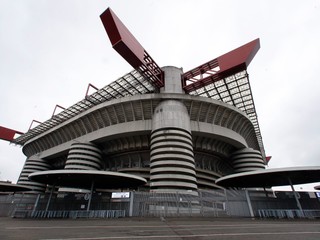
[1,0,320,190]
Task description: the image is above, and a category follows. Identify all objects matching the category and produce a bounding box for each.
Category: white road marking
[40,231,320,240]
[6,222,317,230]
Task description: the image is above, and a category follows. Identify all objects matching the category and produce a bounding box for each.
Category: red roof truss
[182,39,260,93]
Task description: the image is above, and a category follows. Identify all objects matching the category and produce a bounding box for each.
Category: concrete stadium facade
[16,66,266,193]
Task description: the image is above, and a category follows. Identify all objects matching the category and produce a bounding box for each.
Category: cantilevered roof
[8,7,264,160]
[216,167,320,188]
[187,70,264,157]
[12,70,156,145]
[182,39,264,157]
[29,170,147,189]
[11,68,264,159]
[12,67,264,159]
[0,182,32,193]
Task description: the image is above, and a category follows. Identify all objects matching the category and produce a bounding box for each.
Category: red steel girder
[182,39,260,93]
[0,126,23,142]
[266,156,272,164]
[100,8,164,88]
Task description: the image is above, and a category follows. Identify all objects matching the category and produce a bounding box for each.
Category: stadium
[15,60,265,193]
[11,7,266,193]
[3,7,299,219]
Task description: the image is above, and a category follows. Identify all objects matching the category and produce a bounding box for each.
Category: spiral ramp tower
[17,155,51,193]
[65,142,103,170]
[231,148,265,173]
[149,67,197,192]
[150,101,197,192]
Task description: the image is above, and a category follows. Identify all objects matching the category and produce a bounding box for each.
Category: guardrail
[13,210,125,219]
[258,209,320,219]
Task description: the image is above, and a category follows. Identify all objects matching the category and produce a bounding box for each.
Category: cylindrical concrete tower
[17,155,51,192]
[150,66,197,192]
[231,148,265,173]
[65,142,103,170]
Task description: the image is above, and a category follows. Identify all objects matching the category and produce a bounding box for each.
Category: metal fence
[3,189,320,219]
[0,194,15,217]
[131,190,228,217]
[258,209,320,219]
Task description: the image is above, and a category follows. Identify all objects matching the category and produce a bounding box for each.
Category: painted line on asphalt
[7,222,317,230]
[5,223,260,230]
[40,231,320,240]
[131,224,291,233]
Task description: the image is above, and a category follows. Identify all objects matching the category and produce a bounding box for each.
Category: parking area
[1,217,320,240]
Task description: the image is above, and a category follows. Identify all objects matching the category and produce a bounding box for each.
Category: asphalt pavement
[1,217,320,240]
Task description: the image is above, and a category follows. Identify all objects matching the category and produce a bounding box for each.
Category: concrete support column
[129,191,134,217]
[245,189,255,218]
